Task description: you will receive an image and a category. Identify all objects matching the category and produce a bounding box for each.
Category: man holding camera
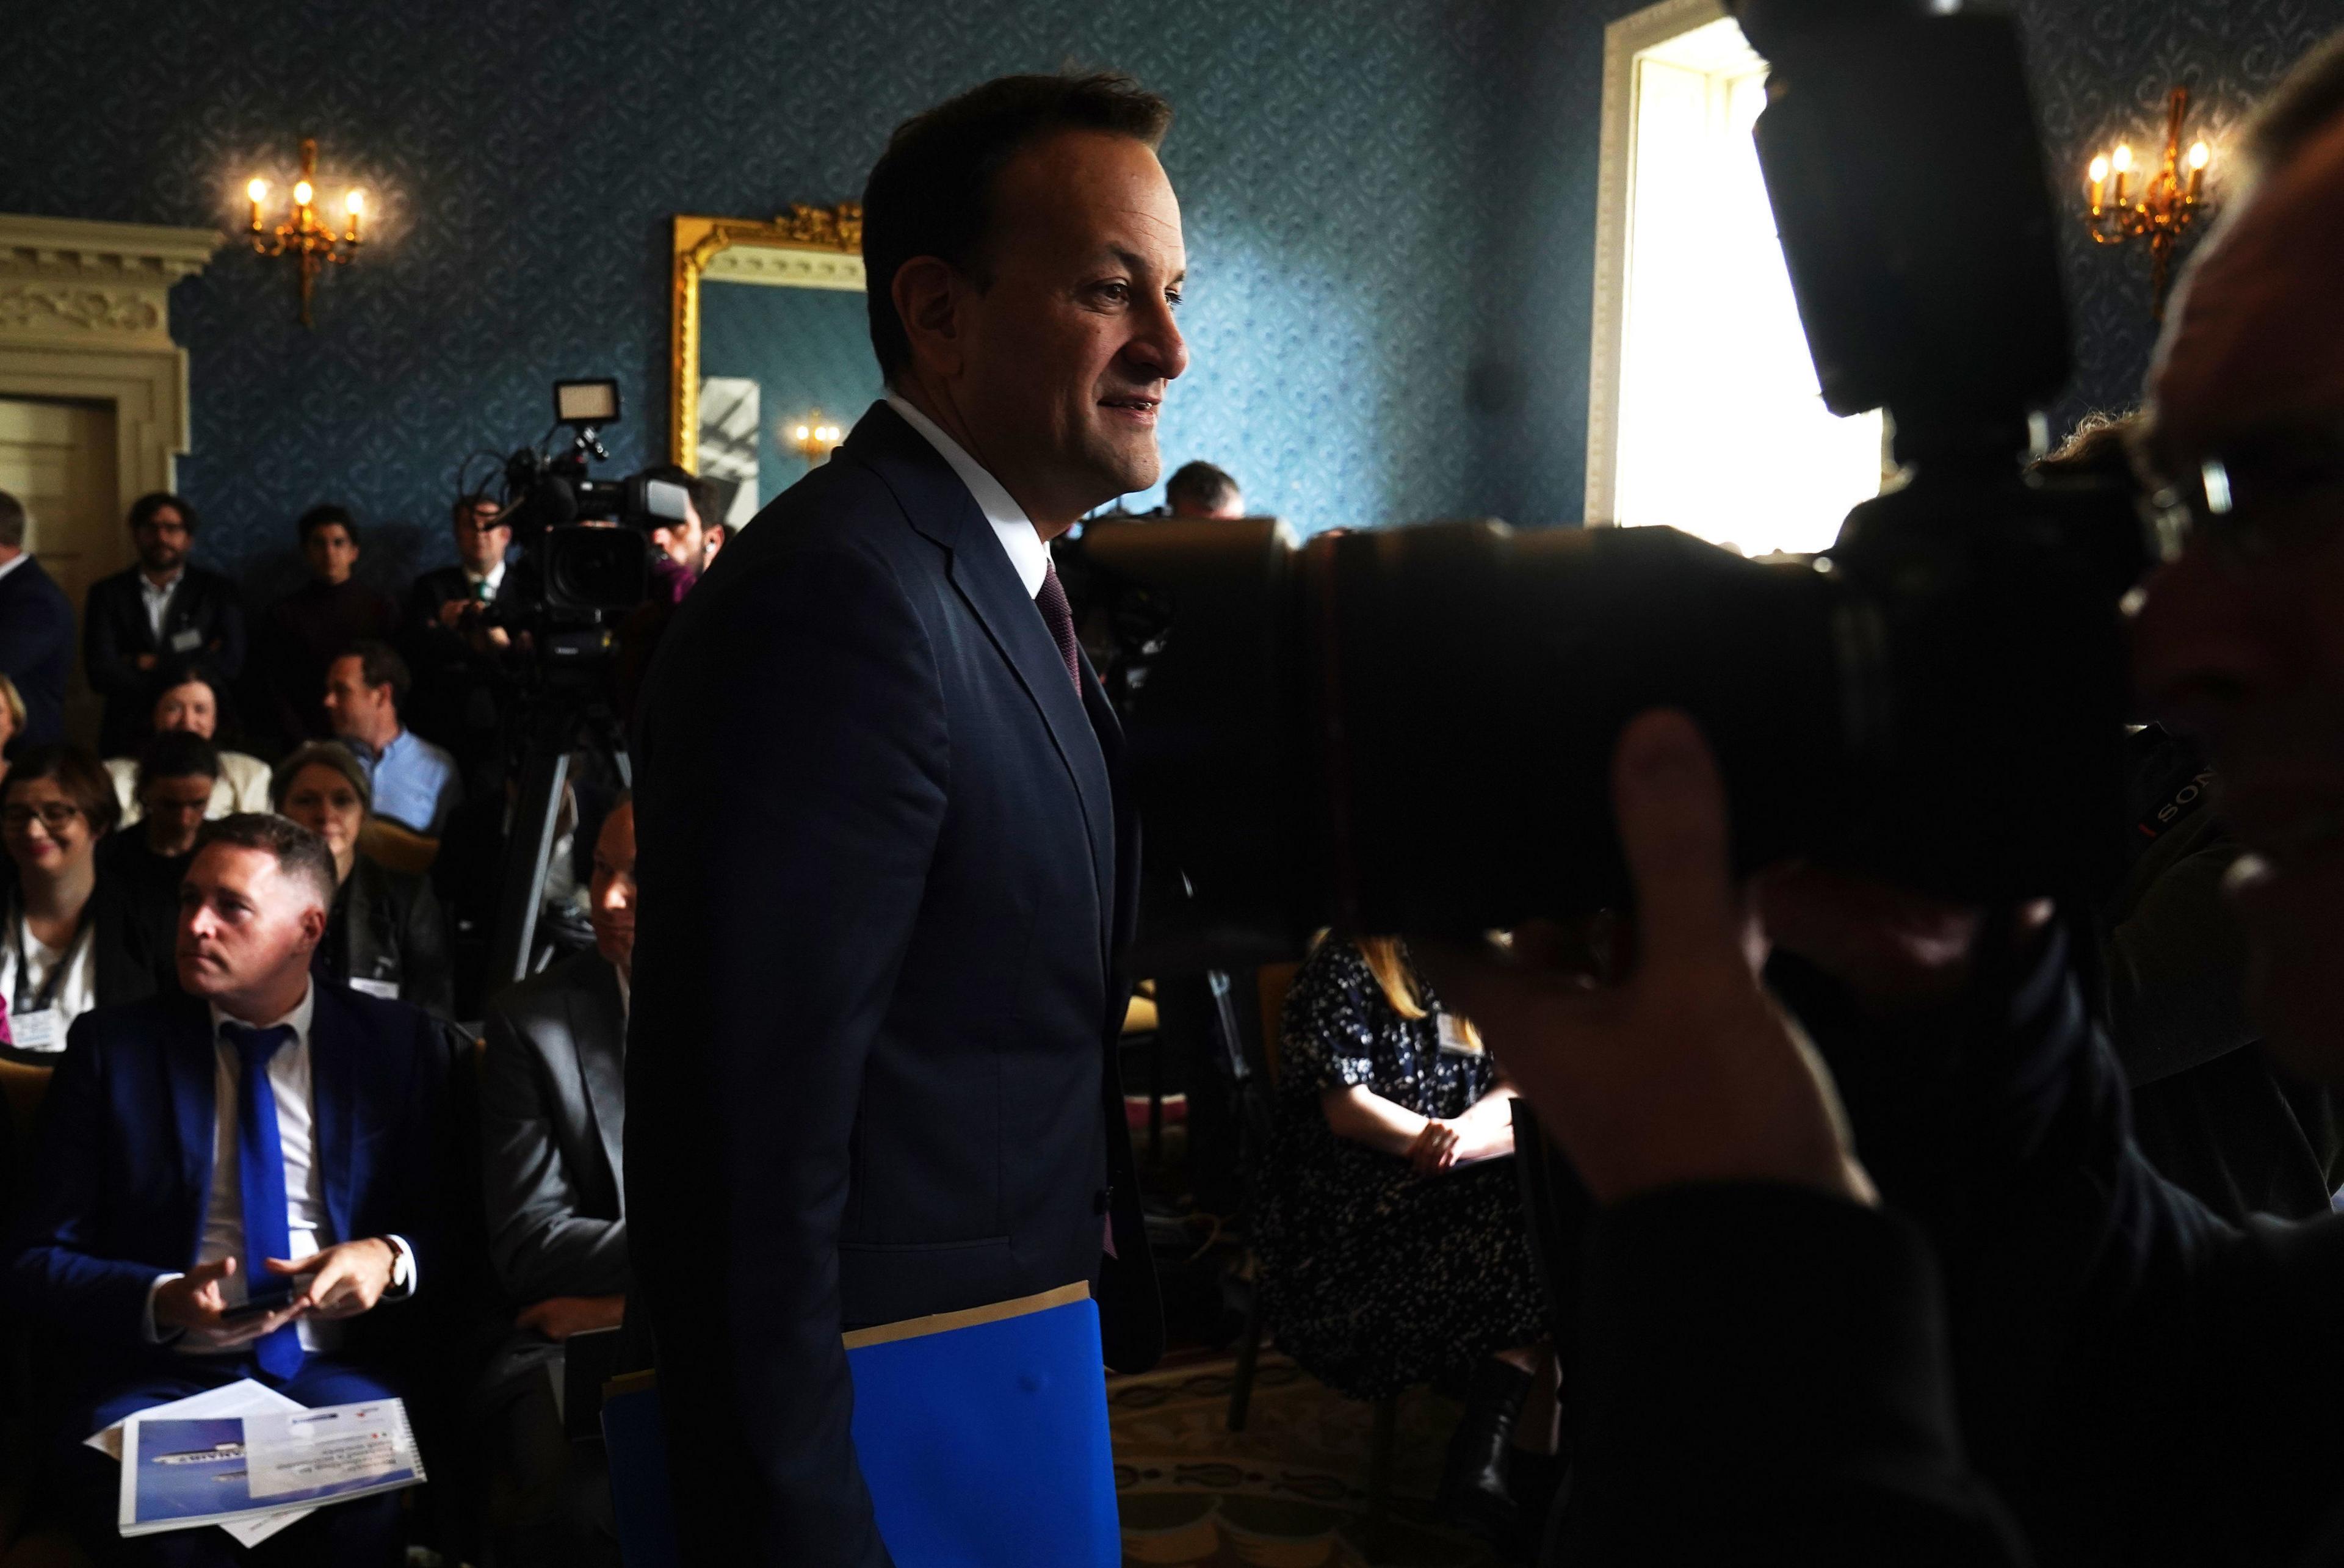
[1426,34,2344,1566]
[628,71,1179,1564]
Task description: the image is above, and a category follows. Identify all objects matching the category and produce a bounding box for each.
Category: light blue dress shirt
[347,728,462,836]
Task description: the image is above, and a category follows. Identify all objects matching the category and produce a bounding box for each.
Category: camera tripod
[485,676,632,989]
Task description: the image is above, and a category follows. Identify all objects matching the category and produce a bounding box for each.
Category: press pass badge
[169,627,203,654]
[1435,1013,1480,1056]
[9,1008,60,1053]
[349,978,400,1002]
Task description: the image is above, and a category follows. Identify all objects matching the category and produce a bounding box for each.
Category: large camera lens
[1085,503,2130,967]
[542,525,651,617]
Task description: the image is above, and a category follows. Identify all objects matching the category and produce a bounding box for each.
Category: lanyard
[7,894,96,1014]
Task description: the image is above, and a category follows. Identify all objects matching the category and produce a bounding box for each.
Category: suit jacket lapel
[571,956,628,1202]
[309,986,358,1245]
[162,1001,217,1257]
[844,404,1118,950]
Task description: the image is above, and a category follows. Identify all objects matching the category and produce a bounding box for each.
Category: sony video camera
[1083,0,2159,970]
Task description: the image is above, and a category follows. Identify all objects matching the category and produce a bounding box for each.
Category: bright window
[1596,14,1884,557]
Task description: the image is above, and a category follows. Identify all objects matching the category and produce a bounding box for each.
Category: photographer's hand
[1416,710,1874,1206]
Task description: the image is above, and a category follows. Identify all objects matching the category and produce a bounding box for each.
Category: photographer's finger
[1612,710,1739,972]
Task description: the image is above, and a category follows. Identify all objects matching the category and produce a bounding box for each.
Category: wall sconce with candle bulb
[245,137,364,328]
[788,411,844,468]
[2083,87,2213,322]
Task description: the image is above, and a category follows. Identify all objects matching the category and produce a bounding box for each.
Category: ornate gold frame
[670,203,866,469]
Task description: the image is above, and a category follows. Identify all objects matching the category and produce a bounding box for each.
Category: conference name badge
[170,628,204,654]
[9,1008,61,1053]
[1435,1012,1480,1056]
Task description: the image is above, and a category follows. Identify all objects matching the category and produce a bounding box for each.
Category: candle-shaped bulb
[2188,141,2209,171]
[293,179,314,208]
[345,189,364,215]
[2089,154,2110,184]
[247,178,268,204]
[2111,145,2132,173]
[795,425,811,441]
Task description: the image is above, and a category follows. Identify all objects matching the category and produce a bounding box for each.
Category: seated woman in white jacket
[103,662,272,824]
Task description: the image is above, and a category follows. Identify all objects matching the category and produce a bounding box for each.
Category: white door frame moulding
[0,212,223,501]
[1584,0,1729,526]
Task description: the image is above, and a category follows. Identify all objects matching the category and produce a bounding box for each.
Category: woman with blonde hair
[0,673,24,789]
[1256,933,1552,1540]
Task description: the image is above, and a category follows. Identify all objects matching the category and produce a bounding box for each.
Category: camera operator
[1422,35,2344,1565]
[403,493,531,786]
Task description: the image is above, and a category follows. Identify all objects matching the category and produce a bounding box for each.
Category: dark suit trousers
[57,1355,404,1568]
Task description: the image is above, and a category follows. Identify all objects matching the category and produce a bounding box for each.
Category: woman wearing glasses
[1,745,166,1064]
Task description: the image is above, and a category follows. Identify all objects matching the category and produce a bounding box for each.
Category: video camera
[1085,0,2158,970]
[496,378,692,629]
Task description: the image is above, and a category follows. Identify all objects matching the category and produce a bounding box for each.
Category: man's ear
[892,256,968,381]
[298,901,330,952]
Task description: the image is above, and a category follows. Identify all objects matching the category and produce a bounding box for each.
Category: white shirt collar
[209,979,317,1045]
[141,568,184,598]
[884,391,1051,598]
[465,560,507,593]
[0,552,28,587]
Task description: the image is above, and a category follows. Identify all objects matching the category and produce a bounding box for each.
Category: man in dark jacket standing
[82,492,247,757]
[628,71,1181,1565]
[0,489,74,748]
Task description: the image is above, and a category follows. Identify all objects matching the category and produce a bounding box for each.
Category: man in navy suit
[627,71,1185,1564]
[0,488,75,747]
[5,813,454,1566]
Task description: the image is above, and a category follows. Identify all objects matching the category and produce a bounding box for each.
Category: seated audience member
[0,671,23,782]
[103,662,273,824]
[1164,458,1244,518]
[1413,36,2344,1567]
[253,504,398,753]
[1258,934,1550,1536]
[474,797,637,1567]
[81,492,248,757]
[324,640,462,837]
[1,745,162,1063]
[274,743,455,1019]
[0,487,74,746]
[402,494,524,781]
[2,814,451,1568]
[96,730,220,968]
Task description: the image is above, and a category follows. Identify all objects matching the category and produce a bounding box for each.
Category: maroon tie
[1033,561,1083,697]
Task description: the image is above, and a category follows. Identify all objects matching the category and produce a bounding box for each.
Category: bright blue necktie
[222,1021,303,1381]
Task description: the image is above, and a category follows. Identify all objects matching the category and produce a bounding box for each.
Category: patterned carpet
[1111,1353,1507,1567]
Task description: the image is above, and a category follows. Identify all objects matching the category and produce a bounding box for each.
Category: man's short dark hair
[640,464,715,526]
[341,639,411,704]
[296,503,359,546]
[861,71,1173,381]
[1165,461,1241,515]
[195,812,338,912]
[3,743,120,837]
[137,730,222,795]
[128,491,200,535]
[0,489,27,549]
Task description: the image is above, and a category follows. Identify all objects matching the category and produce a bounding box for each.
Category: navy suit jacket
[627,402,1162,1566]
[0,555,75,746]
[2,986,457,1400]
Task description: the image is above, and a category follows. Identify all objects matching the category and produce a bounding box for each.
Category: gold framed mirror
[670,203,880,529]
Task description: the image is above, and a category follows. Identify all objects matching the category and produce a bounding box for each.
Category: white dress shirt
[465,559,507,600]
[142,983,416,1353]
[0,551,29,588]
[140,567,184,641]
[884,391,1051,596]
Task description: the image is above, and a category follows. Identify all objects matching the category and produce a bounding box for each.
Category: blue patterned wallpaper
[1476,0,2344,528]
[698,282,883,511]
[0,0,1499,591]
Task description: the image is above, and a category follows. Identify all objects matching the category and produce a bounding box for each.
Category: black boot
[1438,1356,1533,1539]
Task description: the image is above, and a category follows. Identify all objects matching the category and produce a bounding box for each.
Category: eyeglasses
[1,803,85,833]
[2143,416,2344,571]
[137,520,192,538]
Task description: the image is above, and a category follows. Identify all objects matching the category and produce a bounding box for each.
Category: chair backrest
[1255,961,1298,1083]
[360,816,439,876]
[0,1059,52,1168]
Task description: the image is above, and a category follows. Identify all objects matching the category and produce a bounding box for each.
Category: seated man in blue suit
[4,812,453,1566]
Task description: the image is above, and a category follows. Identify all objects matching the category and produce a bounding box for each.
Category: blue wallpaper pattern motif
[1477,0,2344,529]
[4,0,2339,577]
[697,282,883,510]
[0,0,1499,589]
